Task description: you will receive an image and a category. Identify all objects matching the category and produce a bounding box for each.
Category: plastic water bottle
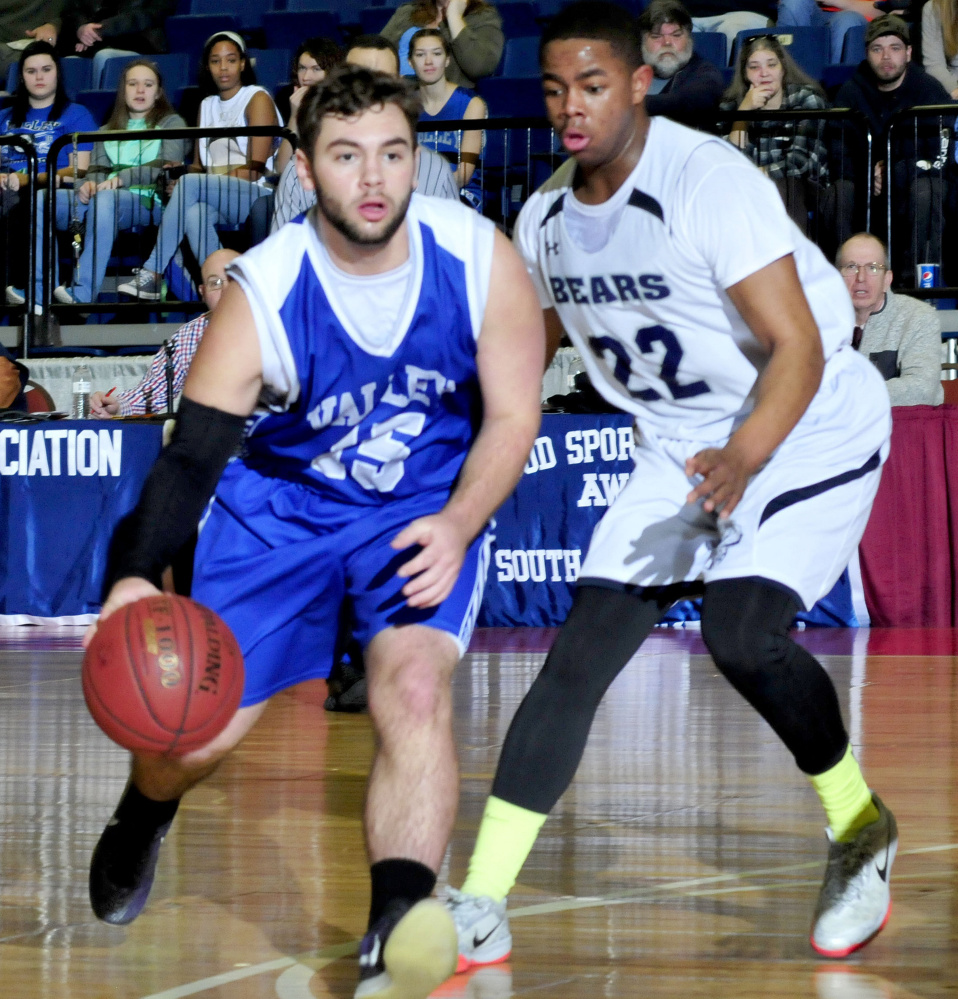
[71,364,92,419]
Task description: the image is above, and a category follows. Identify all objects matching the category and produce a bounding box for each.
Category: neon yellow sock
[460,796,548,903]
[808,745,880,842]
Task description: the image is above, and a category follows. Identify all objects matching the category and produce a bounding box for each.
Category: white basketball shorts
[579,347,892,610]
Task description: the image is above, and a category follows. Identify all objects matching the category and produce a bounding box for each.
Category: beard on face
[314,181,413,248]
[641,42,693,80]
[871,60,906,84]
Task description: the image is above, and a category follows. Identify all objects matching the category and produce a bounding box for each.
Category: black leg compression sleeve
[491,585,668,814]
[105,397,247,592]
[700,578,848,776]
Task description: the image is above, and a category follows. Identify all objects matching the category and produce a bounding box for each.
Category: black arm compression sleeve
[104,397,248,594]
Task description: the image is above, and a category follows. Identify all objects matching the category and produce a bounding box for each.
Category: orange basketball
[82,594,244,756]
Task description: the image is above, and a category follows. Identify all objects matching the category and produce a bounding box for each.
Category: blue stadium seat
[822,62,855,97]
[75,90,115,125]
[497,2,540,38]
[841,23,866,64]
[100,52,192,94]
[691,30,728,68]
[731,26,829,82]
[477,77,546,118]
[60,57,94,97]
[189,0,266,30]
[499,36,541,78]
[165,14,242,65]
[359,7,393,33]
[287,0,367,22]
[248,48,291,95]
[263,11,341,50]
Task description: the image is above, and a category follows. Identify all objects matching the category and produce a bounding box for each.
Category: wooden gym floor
[0,624,955,999]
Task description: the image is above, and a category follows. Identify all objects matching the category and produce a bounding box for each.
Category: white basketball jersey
[515,116,854,443]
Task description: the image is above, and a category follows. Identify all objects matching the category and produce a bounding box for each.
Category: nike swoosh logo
[473,923,501,949]
[875,838,889,882]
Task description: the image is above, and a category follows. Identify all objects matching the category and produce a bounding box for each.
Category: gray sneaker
[117,268,161,301]
[810,794,897,958]
[442,887,512,973]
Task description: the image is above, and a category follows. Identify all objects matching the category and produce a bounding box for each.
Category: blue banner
[0,421,163,617]
[478,414,855,628]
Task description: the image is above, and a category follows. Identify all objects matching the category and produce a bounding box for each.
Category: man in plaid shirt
[89,249,239,418]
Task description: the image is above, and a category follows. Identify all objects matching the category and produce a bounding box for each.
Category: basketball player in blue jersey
[445,0,898,970]
[83,66,545,999]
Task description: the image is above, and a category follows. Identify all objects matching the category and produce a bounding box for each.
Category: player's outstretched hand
[83,577,161,649]
[685,444,753,519]
[391,514,470,608]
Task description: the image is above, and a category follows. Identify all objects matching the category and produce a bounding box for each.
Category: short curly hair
[297,65,421,157]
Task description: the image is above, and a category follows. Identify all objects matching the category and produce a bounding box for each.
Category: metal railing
[0,135,40,357]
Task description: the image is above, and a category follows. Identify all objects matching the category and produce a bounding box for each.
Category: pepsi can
[917,263,940,288]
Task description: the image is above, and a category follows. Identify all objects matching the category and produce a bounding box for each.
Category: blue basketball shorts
[191,462,492,706]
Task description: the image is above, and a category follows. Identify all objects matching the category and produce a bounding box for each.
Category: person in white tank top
[116,31,283,301]
[445,0,899,974]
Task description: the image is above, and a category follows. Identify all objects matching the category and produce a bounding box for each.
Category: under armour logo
[545,240,560,255]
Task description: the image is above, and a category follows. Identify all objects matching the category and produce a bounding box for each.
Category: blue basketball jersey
[227,194,496,506]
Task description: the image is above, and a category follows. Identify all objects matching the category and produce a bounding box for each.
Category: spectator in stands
[116,31,280,301]
[381,0,503,88]
[58,0,177,88]
[410,28,486,208]
[777,0,876,67]
[639,0,725,118]
[270,36,458,234]
[90,248,238,416]
[0,40,96,309]
[923,0,958,96]
[682,0,770,61]
[0,344,28,411]
[0,1,62,81]
[275,37,344,129]
[54,58,187,305]
[838,232,944,405]
[832,16,951,281]
[720,33,828,231]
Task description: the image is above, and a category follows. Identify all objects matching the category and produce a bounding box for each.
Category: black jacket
[833,61,952,177]
[60,0,177,55]
[645,52,726,121]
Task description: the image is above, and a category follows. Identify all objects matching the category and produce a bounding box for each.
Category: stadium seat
[165,14,242,65]
[263,11,341,50]
[75,89,115,125]
[61,57,93,97]
[189,0,266,31]
[691,30,727,68]
[499,36,541,78]
[248,49,291,96]
[497,3,541,38]
[100,52,192,94]
[841,23,866,65]
[24,380,54,412]
[731,26,829,82]
[286,0,367,23]
[477,77,546,118]
[822,63,855,98]
[359,7,394,33]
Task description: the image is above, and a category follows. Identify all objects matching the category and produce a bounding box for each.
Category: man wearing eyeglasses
[639,0,726,118]
[838,233,943,406]
[89,248,240,418]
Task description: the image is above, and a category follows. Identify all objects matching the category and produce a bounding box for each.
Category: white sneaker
[116,268,161,301]
[5,285,25,305]
[810,794,897,958]
[442,887,512,973]
[54,285,77,304]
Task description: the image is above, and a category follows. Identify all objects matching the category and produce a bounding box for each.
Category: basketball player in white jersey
[84,66,544,999]
[445,0,897,969]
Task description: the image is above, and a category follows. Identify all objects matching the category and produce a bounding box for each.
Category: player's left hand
[391,513,470,608]
[685,444,753,519]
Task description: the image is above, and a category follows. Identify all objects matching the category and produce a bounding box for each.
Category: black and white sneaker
[810,793,898,957]
[355,898,458,999]
[89,814,173,925]
[116,268,161,301]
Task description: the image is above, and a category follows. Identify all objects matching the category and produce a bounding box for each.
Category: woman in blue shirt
[410,28,486,210]
[0,41,98,310]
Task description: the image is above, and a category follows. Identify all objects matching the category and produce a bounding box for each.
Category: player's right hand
[89,391,120,418]
[83,577,161,648]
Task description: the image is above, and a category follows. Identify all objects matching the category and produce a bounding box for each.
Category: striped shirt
[271,146,459,233]
[118,313,209,416]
